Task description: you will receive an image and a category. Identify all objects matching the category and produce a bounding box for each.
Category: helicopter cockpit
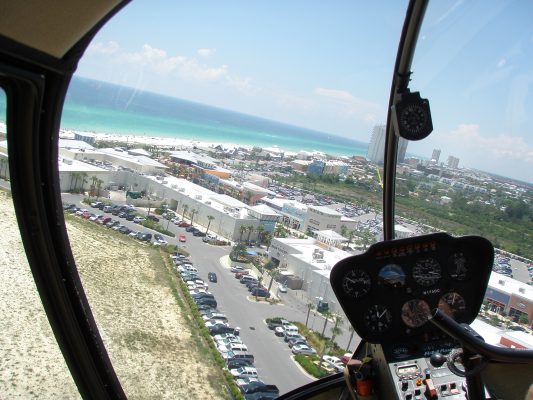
[0,0,532,399]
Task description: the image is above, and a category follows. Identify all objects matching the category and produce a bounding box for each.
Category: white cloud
[276,93,314,111]
[87,41,119,55]
[444,124,533,163]
[197,48,215,57]
[313,87,380,122]
[314,87,355,102]
[497,58,507,68]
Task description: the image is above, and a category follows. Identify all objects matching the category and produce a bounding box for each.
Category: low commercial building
[485,272,533,327]
[302,205,344,234]
[268,237,351,316]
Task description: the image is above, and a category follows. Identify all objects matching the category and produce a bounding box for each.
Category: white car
[133,216,145,223]
[129,231,139,237]
[323,355,344,372]
[229,367,258,379]
[292,344,317,355]
[231,265,245,273]
[278,284,287,293]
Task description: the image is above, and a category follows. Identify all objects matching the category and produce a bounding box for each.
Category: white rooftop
[249,203,280,217]
[309,205,343,216]
[58,139,95,150]
[58,157,107,172]
[489,272,533,301]
[315,230,349,242]
[128,148,151,157]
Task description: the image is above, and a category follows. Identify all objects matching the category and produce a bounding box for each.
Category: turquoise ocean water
[2,77,369,157]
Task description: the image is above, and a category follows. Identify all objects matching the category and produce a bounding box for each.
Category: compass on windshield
[391,91,433,141]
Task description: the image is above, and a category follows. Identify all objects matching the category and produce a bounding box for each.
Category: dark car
[97,203,105,210]
[244,392,278,400]
[241,382,279,396]
[250,288,270,298]
[140,233,152,242]
[193,231,206,237]
[208,272,217,283]
[227,358,254,370]
[147,215,159,222]
[209,325,236,336]
[195,298,217,308]
[185,226,196,232]
[118,226,131,234]
[192,292,215,300]
[126,213,135,221]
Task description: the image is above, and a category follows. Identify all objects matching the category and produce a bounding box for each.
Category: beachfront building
[302,205,356,235]
[280,201,308,230]
[59,141,167,175]
[247,204,280,234]
[119,174,268,242]
[268,237,351,315]
[166,150,231,180]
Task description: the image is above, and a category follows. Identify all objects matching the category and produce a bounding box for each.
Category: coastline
[61,129,318,155]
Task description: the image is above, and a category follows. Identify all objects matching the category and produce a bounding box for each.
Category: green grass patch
[294,354,329,379]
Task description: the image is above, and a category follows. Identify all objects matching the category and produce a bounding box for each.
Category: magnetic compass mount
[391,91,433,141]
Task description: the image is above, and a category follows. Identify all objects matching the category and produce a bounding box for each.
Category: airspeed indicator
[342,269,372,299]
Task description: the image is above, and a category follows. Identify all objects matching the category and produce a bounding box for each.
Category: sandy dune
[0,192,225,399]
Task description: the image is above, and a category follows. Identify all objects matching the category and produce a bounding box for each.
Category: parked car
[278,284,287,293]
[126,213,135,221]
[147,214,159,222]
[227,358,254,370]
[179,234,186,242]
[250,288,270,298]
[118,226,131,234]
[240,382,279,396]
[178,221,190,227]
[231,265,245,273]
[208,272,217,282]
[291,345,317,355]
[322,355,345,372]
[133,216,145,223]
[153,233,168,245]
[209,324,236,336]
[230,367,259,380]
[244,391,278,400]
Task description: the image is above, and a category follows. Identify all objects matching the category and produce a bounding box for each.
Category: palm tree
[256,225,265,244]
[239,225,247,242]
[189,209,198,226]
[182,204,189,220]
[340,224,348,238]
[264,232,273,251]
[205,215,215,235]
[96,179,104,199]
[246,225,255,244]
[69,172,80,192]
[274,224,285,238]
[79,172,88,193]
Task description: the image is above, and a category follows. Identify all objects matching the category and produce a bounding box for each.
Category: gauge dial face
[364,305,392,333]
[399,103,428,136]
[438,292,466,318]
[448,252,468,281]
[401,299,431,328]
[342,269,371,299]
[412,258,441,286]
[378,264,406,288]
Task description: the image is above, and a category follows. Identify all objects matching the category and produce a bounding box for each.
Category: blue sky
[76,1,532,183]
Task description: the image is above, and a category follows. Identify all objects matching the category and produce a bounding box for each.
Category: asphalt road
[61,194,322,393]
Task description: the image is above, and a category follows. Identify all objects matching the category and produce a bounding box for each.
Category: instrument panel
[330,233,494,344]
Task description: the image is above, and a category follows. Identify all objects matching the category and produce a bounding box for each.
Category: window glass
[399,3,532,327]
[0,90,80,397]
[60,2,407,395]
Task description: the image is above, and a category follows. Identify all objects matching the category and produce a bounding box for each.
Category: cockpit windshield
[0,1,531,399]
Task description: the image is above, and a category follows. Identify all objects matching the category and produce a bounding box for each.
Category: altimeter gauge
[342,269,372,299]
[364,305,393,333]
[438,292,466,318]
[412,258,441,286]
[401,299,431,328]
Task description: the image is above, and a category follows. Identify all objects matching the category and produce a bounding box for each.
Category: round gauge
[378,264,406,288]
[401,299,431,328]
[448,252,468,281]
[364,305,392,333]
[438,292,466,318]
[412,258,441,286]
[399,103,428,137]
[342,269,371,299]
